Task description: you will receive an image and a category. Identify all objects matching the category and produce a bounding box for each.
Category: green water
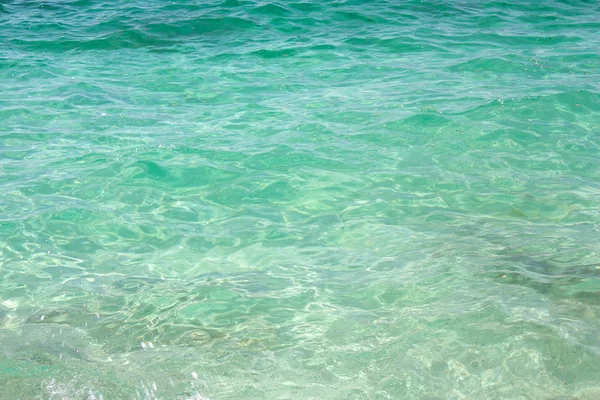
[1,0,600,398]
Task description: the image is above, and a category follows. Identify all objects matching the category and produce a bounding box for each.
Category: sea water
[1,0,600,398]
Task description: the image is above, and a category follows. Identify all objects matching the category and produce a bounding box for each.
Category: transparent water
[1,0,600,398]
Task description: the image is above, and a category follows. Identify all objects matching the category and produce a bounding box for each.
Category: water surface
[1,0,600,398]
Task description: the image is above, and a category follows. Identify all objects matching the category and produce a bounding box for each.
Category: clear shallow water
[1,0,600,398]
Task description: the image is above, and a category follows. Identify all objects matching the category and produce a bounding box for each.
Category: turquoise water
[1,0,600,398]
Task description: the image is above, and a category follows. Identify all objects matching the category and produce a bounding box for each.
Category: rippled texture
[1,0,600,398]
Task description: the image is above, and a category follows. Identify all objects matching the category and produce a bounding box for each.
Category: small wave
[13,30,174,52]
[145,17,260,38]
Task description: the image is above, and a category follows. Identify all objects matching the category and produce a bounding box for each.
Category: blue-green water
[1,0,600,398]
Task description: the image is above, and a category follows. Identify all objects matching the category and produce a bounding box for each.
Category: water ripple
[1,0,600,398]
